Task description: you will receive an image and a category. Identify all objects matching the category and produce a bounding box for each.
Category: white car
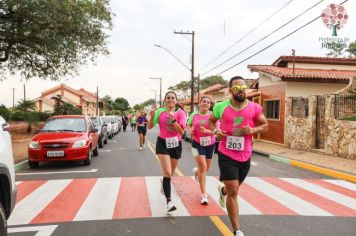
[0,116,17,235]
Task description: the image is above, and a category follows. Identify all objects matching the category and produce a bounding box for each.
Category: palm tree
[16,99,36,112]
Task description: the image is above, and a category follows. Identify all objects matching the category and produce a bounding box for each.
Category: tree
[102,95,113,113]
[199,76,227,90]
[346,41,356,58]
[51,94,81,115]
[325,42,345,58]
[133,104,144,111]
[321,4,348,37]
[0,104,11,120]
[112,97,130,114]
[0,0,113,81]
[168,76,227,99]
[16,99,36,112]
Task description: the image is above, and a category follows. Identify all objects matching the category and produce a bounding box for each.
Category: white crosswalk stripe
[74,177,121,221]
[9,179,72,225]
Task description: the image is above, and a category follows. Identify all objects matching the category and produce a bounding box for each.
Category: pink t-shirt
[213,99,263,162]
[153,108,187,140]
[188,112,216,145]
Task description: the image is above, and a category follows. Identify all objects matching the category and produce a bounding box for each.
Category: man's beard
[233,93,246,102]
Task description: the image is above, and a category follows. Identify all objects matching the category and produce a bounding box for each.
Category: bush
[0,105,11,121]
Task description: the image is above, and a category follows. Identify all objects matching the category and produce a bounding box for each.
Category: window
[264,100,280,119]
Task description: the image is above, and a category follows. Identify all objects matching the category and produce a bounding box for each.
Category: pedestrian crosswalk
[9,176,356,226]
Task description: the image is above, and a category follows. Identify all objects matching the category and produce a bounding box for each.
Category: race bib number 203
[226,136,244,151]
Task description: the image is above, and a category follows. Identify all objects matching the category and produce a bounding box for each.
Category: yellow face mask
[231,85,247,92]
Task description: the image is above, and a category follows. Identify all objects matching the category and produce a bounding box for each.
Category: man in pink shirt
[208,76,268,236]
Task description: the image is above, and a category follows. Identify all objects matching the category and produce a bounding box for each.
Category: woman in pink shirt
[147,91,187,212]
[187,96,217,205]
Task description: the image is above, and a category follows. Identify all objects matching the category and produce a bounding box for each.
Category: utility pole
[197,74,200,111]
[149,78,162,107]
[23,83,26,101]
[96,86,99,116]
[174,30,195,113]
[11,87,16,108]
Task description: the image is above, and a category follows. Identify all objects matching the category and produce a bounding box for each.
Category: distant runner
[208,76,268,236]
[137,111,148,150]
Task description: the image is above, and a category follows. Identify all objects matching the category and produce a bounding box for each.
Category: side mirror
[2,123,10,132]
[91,128,98,133]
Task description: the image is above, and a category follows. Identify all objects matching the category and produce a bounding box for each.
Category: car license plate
[47,151,64,157]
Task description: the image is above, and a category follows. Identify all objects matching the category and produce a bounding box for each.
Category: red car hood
[32,132,87,143]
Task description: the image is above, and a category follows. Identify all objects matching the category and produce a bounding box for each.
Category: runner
[122,115,129,132]
[187,96,216,205]
[137,111,148,150]
[130,113,137,131]
[147,91,187,212]
[208,76,268,236]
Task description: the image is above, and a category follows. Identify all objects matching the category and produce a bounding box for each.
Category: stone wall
[285,95,356,159]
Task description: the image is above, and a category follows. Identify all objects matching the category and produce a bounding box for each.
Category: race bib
[226,136,244,151]
[166,136,179,149]
[200,136,211,146]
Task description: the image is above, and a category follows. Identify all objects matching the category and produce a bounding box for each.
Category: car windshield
[90,117,100,126]
[42,118,86,132]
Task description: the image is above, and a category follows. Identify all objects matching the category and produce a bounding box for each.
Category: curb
[15,160,28,171]
[253,150,356,183]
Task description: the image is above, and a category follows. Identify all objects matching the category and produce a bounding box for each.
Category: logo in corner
[321,4,348,37]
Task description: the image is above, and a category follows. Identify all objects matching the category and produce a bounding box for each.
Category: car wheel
[83,149,92,165]
[0,202,7,236]
[93,144,99,156]
[99,136,104,148]
[104,137,108,144]
[28,160,39,168]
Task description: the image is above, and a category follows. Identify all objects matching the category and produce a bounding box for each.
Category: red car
[28,115,99,168]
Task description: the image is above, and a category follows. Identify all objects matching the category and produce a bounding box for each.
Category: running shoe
[200,194,208,205]
[166,201,177,212]
[218,184,226,208]
[192,167,198,182]
[234,230,245,236]
[139,146,143,151]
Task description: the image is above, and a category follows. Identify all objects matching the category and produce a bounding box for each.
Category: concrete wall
[286,82,346,97]
[285,95,356,159]
[63,90,80,104]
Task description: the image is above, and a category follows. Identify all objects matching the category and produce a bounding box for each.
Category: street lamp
[149,77,162,107]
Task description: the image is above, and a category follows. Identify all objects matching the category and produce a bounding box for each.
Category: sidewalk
[252,140,356,183]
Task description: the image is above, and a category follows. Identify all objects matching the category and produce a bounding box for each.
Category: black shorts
[155,137,182,159]
[137,126,147,135]
[218,152,251,183]
[191,140,215,159]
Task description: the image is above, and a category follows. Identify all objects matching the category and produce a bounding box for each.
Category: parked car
[90,116,108,148]
[109,116,119,135]
[0,116,17,235]
[101,116,114,139]
[28,115,99,167]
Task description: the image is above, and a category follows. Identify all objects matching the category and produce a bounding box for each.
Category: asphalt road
[10,127,356,236]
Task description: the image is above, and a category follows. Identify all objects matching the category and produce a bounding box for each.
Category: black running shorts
[191,140,216,159]
[155,137,182,159]
[218,152,251,183]
[137,126,147,135]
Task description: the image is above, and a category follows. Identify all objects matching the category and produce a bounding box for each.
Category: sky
[0,0,355,107]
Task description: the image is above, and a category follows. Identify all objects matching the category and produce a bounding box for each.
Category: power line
[214,0,349,76]
[201,0,296,70]
[202,0,325,76]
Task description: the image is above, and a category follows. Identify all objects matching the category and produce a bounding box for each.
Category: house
[34,83,101,116]
[248,55,356,144]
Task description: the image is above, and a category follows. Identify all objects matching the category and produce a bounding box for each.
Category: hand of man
[216,130,227,139]
[241,126,254,135]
